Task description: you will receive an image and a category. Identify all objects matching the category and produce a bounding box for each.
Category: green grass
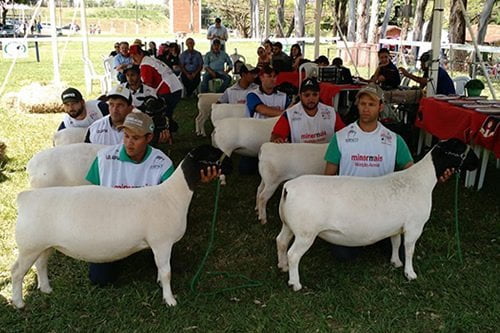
[0,39,499,331]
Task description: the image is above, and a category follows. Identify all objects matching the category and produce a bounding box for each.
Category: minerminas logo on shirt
[351,154,383,162]
[96,129,108,134]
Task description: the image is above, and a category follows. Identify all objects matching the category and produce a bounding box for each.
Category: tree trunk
[477,0,495,45]
[294,0,305,37]
[250,0,260,38]
[355,0,368,43]
[276,0,285,37]
[286,17,295,38]
[411,0,428,60]
[379,0,394,39]
[449,0,467,71]
[347,0,356,41]
[424,3,433,42]
[339,0,348,36]
[367,0,379,44]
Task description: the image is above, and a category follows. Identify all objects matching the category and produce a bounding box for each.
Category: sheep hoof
[259,217,267,225]
[391,259,403,268]
[277,263,288,272]
[164,297,177,307]
[405,271,417,281]
[12,299,25,309]
[39,285,53,294]
[288,281,302,291]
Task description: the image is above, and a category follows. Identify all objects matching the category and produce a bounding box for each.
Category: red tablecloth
[319,83,363,106]
[415,97,500,158]
[275,71,300,88]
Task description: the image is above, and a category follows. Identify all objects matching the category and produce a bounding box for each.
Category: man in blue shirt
[113,41,133,83]
[200,39,233,93]
[399,51,456,95]
[179,37,204,97]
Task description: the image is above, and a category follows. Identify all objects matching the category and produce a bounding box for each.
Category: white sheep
[195,93,223,136]
[27,143,105,188]
[11,145,231,309]
[256,143,328,224]
[276,139,478,291]
[212,117,279,157]
[52,127,89,146]
[210,103,247,126]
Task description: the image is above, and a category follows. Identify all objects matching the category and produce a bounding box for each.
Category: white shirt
[336,122,397,177]
[121,82,157,108]
[246,88,288,119]
[87,115,123,145]
[62,100,104,128]
[218,82,258,104]
[95,144,173,188]
[207,24,228,45]
[285,102,337,144]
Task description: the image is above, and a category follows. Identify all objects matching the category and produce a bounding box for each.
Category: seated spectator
[246,65,291,119]
[121,64,156,108]
[166,42,181,75]
[113,41,133,83]
[256,46,270,69]
[331,57,353,84]
[263,39,273,58]
[218,64,259,104]
[58,87,109,131]
[290,43,303,71]
[109,42,120,57]
[271,42,293,72]
[179,37,204,98]
[314,55,330,67]
[399,51,456,95]
[157,43,170,64]
[271,78,345,143]
[85,85,133,145]
[361,48,401,90]
[200,39,233,93]
[148,41,158,58]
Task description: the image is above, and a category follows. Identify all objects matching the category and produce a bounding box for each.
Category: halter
[437,144,471,172]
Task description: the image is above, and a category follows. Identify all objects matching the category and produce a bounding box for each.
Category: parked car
[61,23,80,35]
[40,22,62,36]
[0,24,22,38]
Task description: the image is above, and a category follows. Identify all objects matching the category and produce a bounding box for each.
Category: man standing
[362,48,401,90]
[207,18,228,51]
[271,42,292,72]
[179,37,204,97]
[271,78,345,143]
[58,87,108,130]
[246,65,290,118]
[200,39,233,93]
[113,41,133,83]
[85,85,134,145]
[129,44,183,125]
[399,51,456,95]
[121,64,156,108]
[217,64,259,104]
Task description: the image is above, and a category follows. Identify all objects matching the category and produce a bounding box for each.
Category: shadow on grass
[0,157,11,183]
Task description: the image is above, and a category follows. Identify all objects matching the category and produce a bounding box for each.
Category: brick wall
[170,0,201,34]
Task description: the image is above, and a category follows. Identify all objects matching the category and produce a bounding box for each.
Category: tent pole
[314,0,322,59]
[428,0,443,97]
[49,0,60,84]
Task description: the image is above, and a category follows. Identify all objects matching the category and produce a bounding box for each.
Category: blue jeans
[200,71,231,93]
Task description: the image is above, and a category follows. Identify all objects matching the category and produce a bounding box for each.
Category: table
[275,71,300,88]
[415,97,500,189]
[319,83,363,106]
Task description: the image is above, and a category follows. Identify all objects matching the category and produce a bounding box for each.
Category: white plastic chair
[102,55,118,92]
[83,58,107,95]
[453,76,470,96]
[299,63,318,85]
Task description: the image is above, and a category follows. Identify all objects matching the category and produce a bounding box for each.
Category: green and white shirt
[324,122,413,177]
[86,144,174,188]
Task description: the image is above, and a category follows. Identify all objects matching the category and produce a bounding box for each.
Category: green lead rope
[190,179,262,295]
[454,173,464,264]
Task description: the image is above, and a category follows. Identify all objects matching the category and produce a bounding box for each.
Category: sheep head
[431,138,479,179]
[181,145,233,190]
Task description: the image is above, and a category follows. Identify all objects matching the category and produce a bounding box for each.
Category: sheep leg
[390,234,403,268]
[195,112,202,135]
[276,223,294,272]
[152,244,177,306]
[257,182,280,224]
[403,227,424,280]
[287,235,315,291]
[11,251,41,308]
[255,180,265,212]
[35,248,53,294]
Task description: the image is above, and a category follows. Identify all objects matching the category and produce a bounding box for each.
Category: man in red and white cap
[129,44,183,129]
[271,78,345,143]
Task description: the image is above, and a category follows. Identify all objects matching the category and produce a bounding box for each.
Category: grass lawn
[0,40,499,331]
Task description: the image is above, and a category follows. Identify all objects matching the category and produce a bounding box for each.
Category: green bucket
[466,88,482,97]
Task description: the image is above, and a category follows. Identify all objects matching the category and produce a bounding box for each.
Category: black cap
[259,64,276,76]
[215,17,221,23]
[123,64,140,74]
[240,64,259,74]
[212,38,221,45]
[300,78,320,93]
[61,88,83,103]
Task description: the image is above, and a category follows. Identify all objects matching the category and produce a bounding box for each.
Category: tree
[347,0,355,41]
[250,0,259,38]
[276,0,285,37]
[411,0,428,59]
[355,0,368,43]
[205,0,251,37]
[449,0,467,70]
[477,0,495,45]
[294,0,305,37]
[379,0,394,39]
[367,0,379,43]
